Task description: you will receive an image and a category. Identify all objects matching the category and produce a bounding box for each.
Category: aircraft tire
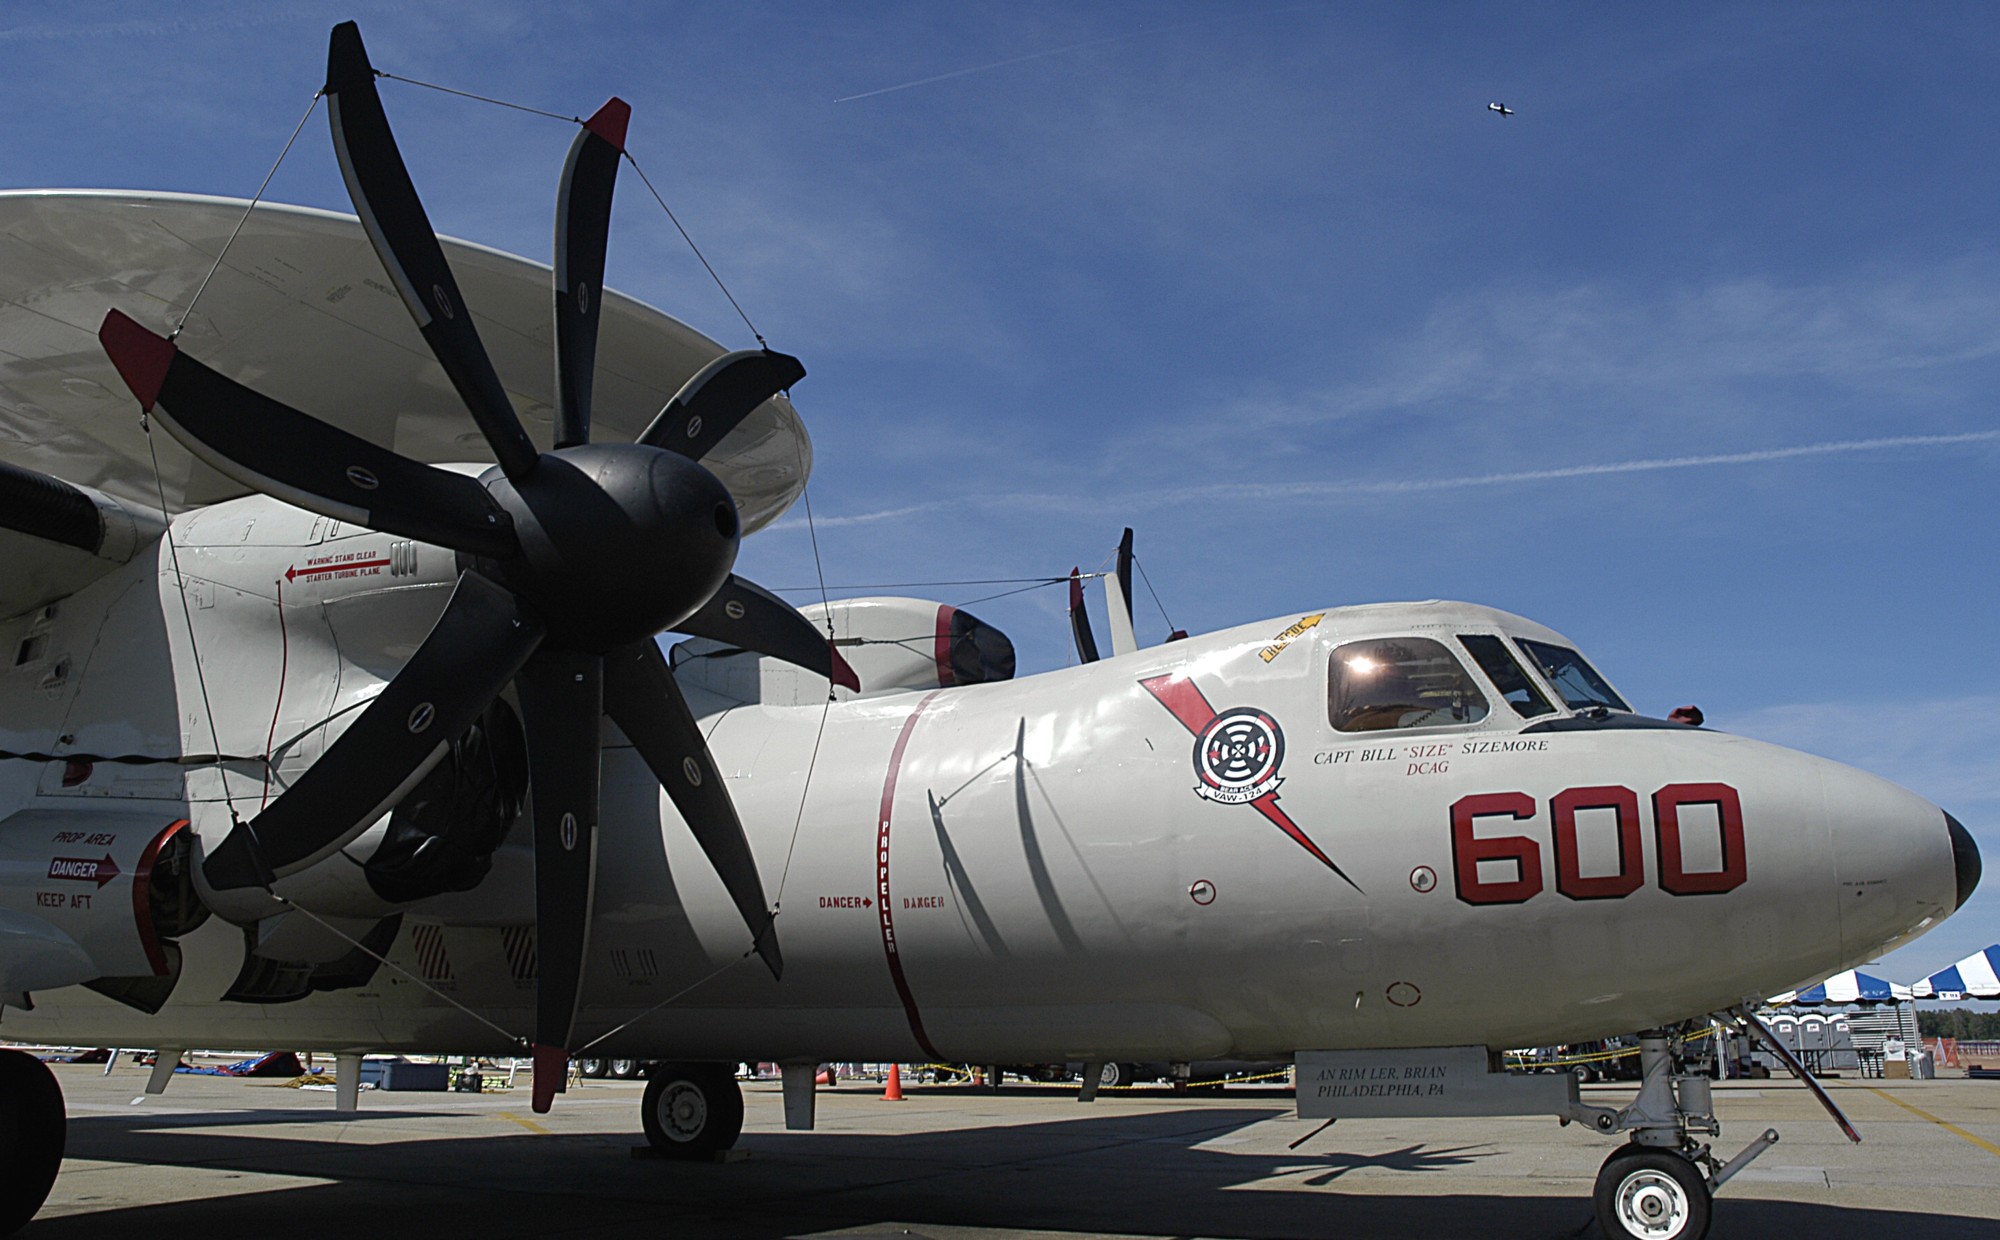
[1593,1144,1711,1240]
[641,1063,743,1159]
[609,1059,641,1079]
[577,1057,608,1078]
[1098,1062,1131,1088]
[0,1049,65,1237]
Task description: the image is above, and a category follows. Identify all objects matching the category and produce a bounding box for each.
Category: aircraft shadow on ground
[44,1103,1997,1240]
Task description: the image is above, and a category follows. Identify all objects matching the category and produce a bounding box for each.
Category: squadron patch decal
[1194,708,1284,804]
[1140,674,1362,893]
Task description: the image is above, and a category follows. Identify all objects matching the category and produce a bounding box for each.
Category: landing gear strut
[1569,1025,1784,1240]
[640,1062,743,1159]
[0,1049,65,1237]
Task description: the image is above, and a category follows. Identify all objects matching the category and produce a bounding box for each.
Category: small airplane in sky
[1489,101,1515,116]
[0,23,1980,1240]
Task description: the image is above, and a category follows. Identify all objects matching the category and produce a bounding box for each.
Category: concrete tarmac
[25,1063,2000,1239]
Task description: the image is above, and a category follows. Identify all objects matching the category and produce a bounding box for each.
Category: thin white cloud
[772,429,2000,531]
[0,11,295,42]
[832,7,1311,104]
[1218,430,2000,500]
[1295,269,2000,429]
[767,501,947,531]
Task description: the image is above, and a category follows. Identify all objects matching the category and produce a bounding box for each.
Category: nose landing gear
[1569,1026,1791,1240]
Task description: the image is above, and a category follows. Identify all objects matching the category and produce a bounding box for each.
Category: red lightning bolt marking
[1139,673,1363,893]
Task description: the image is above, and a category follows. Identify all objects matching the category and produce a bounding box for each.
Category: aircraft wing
[0,191,810,534]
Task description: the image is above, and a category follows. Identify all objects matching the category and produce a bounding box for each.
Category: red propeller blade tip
[584,98,630,150]
[1068,569,1084,610]
[97,310,176,413]
[829,643,861,693]
[530,1044,568,1113]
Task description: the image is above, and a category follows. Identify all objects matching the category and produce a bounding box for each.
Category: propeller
[1068,567,1101,665]
[98,21,845,1113]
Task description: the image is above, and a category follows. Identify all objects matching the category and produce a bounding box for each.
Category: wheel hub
[660,1081,709,1141]
[1615,1169,1689,1238]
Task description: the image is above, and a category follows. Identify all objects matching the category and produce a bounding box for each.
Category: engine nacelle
[0,809,205,1011]
[672,596,1016,706]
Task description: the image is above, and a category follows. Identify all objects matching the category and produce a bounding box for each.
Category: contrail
[0,11,293,42]
[1235,429,2000,499]
[773,430,2000,529]
[834,6,1313,103]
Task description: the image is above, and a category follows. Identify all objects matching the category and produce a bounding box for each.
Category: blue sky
[5,1,1997,988]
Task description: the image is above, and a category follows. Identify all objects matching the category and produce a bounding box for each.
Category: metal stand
[145,1048,183,1096]
[335,1052,361,1113]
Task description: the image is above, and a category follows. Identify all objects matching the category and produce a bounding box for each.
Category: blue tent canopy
[1912,945,2000,1000]
[1773,969,1911,1006]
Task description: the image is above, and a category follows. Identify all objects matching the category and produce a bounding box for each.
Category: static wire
[174,91,324,340]
[148,90,330,853]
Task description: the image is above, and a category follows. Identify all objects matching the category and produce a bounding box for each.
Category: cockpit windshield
[1457,634,1556,719]
[1329,637,1491,733]
[1514,639,1630,713]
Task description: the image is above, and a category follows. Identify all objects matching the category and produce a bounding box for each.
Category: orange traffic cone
[882,1063,904,1101]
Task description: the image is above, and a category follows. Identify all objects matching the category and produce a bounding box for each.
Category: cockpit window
[1329,638,1491,733]
[1456,634,1556,719]
[1514,639,1631,713]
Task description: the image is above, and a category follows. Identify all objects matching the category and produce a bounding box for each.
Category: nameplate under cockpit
[1296,1047,1577,1118]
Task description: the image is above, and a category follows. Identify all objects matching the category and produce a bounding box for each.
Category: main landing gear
[640,1062,743,1160]
[1569,1026,1786,1240]
[0,1049,65,1237]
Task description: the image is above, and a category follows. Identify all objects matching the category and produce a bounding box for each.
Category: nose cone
[1821,763,1963,961]
[1947,811,1982,912]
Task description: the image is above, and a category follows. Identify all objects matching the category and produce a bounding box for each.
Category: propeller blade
[676,575,859,692]
[553,98,629,450]
[324,21,540,482]
[637,349,806,460]
[1105,528,1138,656]
[99,311,518,559]
[1068,568,1101,664]
[514,650,604,1113]
[603,639,781,979]
[203,572,544,892]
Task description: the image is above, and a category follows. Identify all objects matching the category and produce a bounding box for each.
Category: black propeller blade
[1068,568,1101,664]
[325,20,539,482]
[515,651,604,1112]
[553,98,629,450]
[677,575,860,692]
[103,22,812,1117]
[202,573,545,892]
[1114,527,1135,628]
[603,639,781,979]
[98,311,518,559]
[638,349,806,459]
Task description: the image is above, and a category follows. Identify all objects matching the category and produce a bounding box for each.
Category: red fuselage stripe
[1139,673,1219,736]
[877,690,946,1060]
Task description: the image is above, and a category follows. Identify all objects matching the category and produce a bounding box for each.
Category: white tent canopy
[1770,969,1912,1006]
[1911,945,2000,1000]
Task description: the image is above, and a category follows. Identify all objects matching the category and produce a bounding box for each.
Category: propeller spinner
[98,21,854,1112]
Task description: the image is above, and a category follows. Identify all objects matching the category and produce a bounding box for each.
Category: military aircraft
[1488,101,1515,116]
[0,23,1981,1240]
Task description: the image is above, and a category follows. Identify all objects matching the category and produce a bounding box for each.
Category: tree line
[1917,1009,2000,1039]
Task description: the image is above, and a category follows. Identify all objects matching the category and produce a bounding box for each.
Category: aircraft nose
[1819,762,1964,961]
[1947,811,1982,912]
